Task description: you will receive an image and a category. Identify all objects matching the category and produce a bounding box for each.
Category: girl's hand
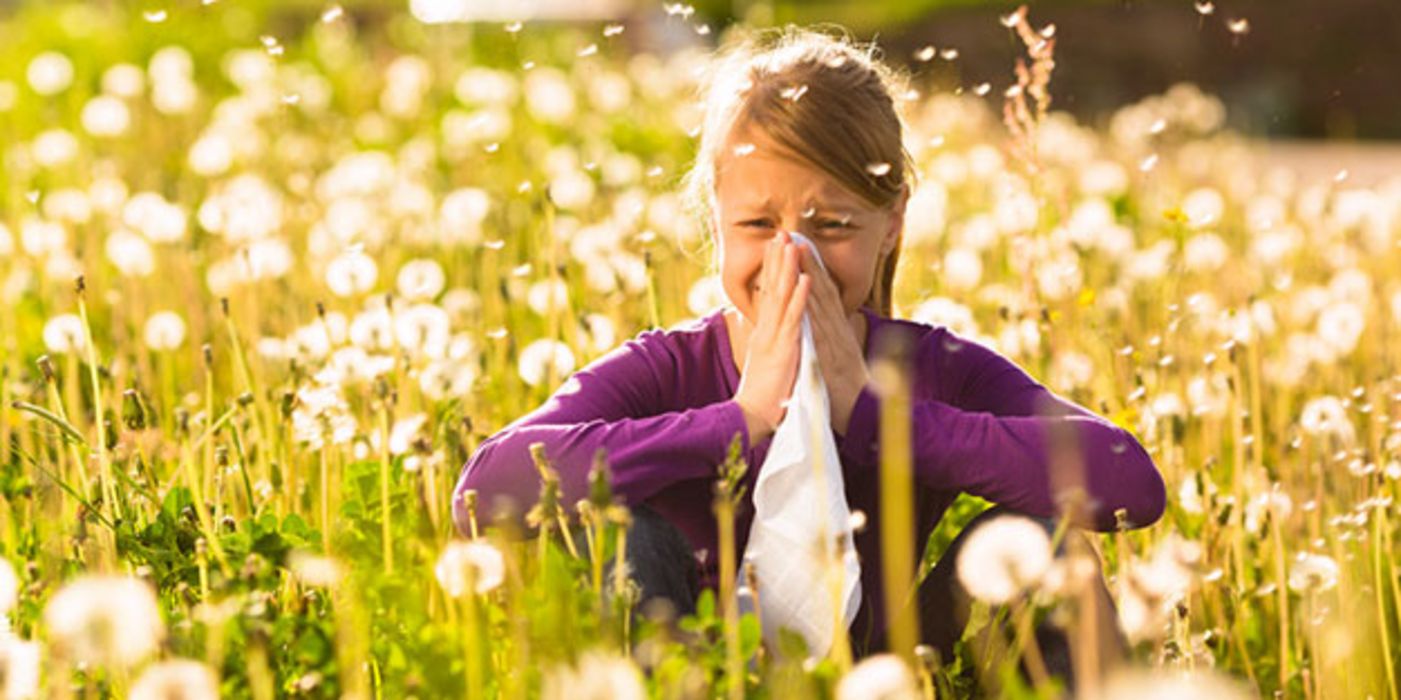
[733,231,811,443]
[797,244,872,436]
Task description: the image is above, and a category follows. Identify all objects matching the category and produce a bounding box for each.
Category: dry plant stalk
[1001,5,1057,176]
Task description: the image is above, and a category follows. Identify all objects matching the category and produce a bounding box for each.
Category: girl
[452,26,1165,674]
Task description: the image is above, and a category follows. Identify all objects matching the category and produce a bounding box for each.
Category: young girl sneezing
[453,26,1166,679]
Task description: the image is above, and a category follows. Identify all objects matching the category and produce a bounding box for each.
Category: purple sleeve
[839,330,1165,531]
[451,333,750,535]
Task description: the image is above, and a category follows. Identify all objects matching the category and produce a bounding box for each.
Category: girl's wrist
[733,399,776,443]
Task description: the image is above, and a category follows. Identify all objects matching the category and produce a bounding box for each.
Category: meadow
[1,1,1399,697]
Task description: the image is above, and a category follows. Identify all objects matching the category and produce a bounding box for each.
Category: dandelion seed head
[27,51,74,95]
[81,95,131,137]
[143,310,187,351]
[44,575,164,667]
[130,659,219,700]
[396,258,446,301]
[542,651,647,700]
[31,128,79,168]
[1288,553,1339,593]
[325,249,378,297]
[518,338,575,387]
[955,515,1052,604]
[0,558,18,615]
[836,654,919,700]
[435,540,505,596]
[43,314,87,354]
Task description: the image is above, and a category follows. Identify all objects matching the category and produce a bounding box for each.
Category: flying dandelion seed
[603,24,625,37]
[142,9,168,23]
[1195,1,1215,15]
[320,4,343,22]
[1227,18,1250,35]
[695,24,711,36]
[663,3,695,19]
[1149,117,1167,134]
[504,21,523,33]
[1140,153,1159,172]
[260,35,284,57]
[914,46,936,62]
[866,162,892,177]
[973,82,992,96]
[940,48,959,60]
[1333,169,1349,183]
[732,143,756,157]
[779,84,808,102]
[578,44,598,58]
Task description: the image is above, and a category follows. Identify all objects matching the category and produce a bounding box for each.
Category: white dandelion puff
[129,659,219,700]
[44,575,164,668]
[26,52,74,95]
[836,654,920,700]
[542,651,647,700]
[955,515,1052,604]
[42,314,87,354]
[396,258,446,301]
[1288,553,1339,593]
[0,636,40,700]
[143,310,188,351]
[435,540,505,596]
[289,551,343,588]
[80,95,131,137]
[105,229,156,277]
[325,250,378,297]
[518,338,575,387]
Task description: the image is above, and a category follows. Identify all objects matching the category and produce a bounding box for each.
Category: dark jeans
[607,504,1126,690]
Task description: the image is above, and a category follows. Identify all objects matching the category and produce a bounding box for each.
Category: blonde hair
[680,25,918,316]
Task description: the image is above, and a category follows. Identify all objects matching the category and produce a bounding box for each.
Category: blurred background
[7,0,1395,180]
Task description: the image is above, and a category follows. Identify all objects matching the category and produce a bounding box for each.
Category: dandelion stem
[875,358,919,663]
[379,403,394,574]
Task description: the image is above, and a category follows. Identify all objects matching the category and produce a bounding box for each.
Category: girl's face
[713,125,907,324]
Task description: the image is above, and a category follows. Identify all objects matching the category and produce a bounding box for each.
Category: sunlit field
[2,1,1399,698]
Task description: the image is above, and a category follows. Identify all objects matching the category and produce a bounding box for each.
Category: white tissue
[737,231,862,658]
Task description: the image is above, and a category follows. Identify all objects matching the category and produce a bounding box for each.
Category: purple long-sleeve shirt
[453,305,1165,647]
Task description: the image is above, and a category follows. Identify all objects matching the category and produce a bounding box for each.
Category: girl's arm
[838,330,1165,532]
[452,334,750,535]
